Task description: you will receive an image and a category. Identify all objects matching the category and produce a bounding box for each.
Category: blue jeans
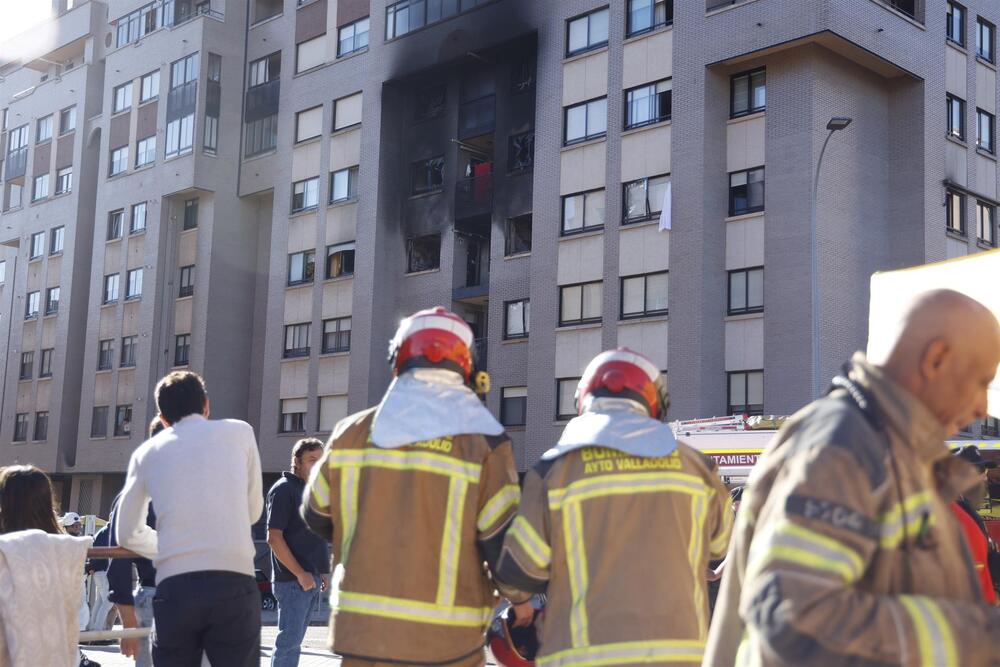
[134,585,156,667]
[272,575,321,667]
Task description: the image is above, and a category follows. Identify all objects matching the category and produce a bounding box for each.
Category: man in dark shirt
[267,438,330,667]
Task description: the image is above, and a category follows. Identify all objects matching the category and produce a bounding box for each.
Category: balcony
[452,232,489,304]
[167,80,198,117]
[458,95,495,140]
[245,80,280,121]
[455,170,493,220]
[5,148,27,180]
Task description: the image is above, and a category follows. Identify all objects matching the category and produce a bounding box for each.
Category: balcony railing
[245,79,280,121]
[5,148,27,180]
[455,171,493,220]
[167,80,198,117]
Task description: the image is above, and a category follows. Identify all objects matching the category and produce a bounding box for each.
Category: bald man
[704,289,1000,666]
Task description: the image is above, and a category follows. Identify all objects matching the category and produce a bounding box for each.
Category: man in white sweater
[117,371,264,667]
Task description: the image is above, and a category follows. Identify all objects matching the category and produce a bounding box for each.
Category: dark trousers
[152,571,261,667]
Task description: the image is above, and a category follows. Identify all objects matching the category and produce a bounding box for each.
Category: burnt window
[411,156,445,195]
[406,234,441,273]
[512,55,536,93]
[504,214,532,256]
[508,132,534,172]
[414,85,446,122]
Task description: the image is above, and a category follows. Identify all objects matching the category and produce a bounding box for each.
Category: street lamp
[810,116,852,400]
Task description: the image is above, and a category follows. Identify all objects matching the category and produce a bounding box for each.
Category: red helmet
[388,307,475,381]
[575,348,669,419]
[487,603,538,667]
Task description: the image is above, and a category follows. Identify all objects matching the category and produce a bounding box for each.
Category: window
[284,323,311,358]
[385,0,482,40]
[121,335,137,367]
[501,387,527,427]
[171,52,199,87]
[512,54,536,93]
[288,250,315,285]
[108,210,124,240]
[560,281,603,326]
[91,406,109,438]
[32,174,49,201]
[508,131,534,172]
[140,70,160,102]
[296,35,326,73]
[562,189,605,235]
[948,94,966,140]
[136,135,156,167]
[333,92,363,131]
[504,299,530,339]
[13,414,28,442]
[627,0,671,37]
[978,109,994,153]
[564,97,607,145]
[25,291,40,319]
[947,189,966,234]
[33,412,48,441]
[126,268,143,299]
[325,242,355,279]
[207,52,221,83]
[322,317,351,353]
[114,404,132,437]
[126,203,147,235]
[411,156,445,195]
[731,69,766,118]
[338,17,370,56]
[567,8,609,56]
[621,271,669,319]
[30,231,45,259]
[39,349,53,378]
[982,416,1000,437]
[728,370,763,416]
[45,286,60,315]
[728,267,764,315]
[183,198,199,230]
[505,214,532,256]
[203,114,218,154]
[625,80,671,129]
[252,0,283,23]
[19,352,33,380]
[947,2,965,46]
[55,167,72,195]
[8,184,22,210]
[977,201,995,245]
[110,145,129,176]
[249,52,281,88]
[978,17,995,62]
[114,82,133,114]
[0,261,5,283]
[295,106,323,143]
[115,1,167,47]
[406,234,440,273]
[280,399,307,433]
[329,167,359,203]
[165,115,194,158]
[103,274,120,304]
[729,167,765,216]
[179,265,195,297]
[556,378,581,421]
[59,106,76,134]
[319,395,348,431]
[174,334,191,366]
[98,339,114,370]
[291,177,319,212]
[414,85,446,122]
[36,115,53,142]
[623,174,670,223]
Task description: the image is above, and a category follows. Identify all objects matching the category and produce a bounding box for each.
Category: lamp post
[810,116,852,399]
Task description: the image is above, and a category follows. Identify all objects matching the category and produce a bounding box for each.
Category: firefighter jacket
[495,440,733,667]
[301,408,528,665]
[703,353,1000,667]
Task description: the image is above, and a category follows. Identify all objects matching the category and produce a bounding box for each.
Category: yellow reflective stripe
[309,465,331,510]
[436,477,468,606]
[899,596,958,667]
[477,484,521,533]
[326,448,481,482]
[709,500,733,555]
[749,521,864,583]
[548,472,708,510]
[564,501,590,648]
[508,516,551,569]
[879,492,935,548]
[687,493,708,639]
[337,591,491,627]
[339,466,360,564]
[536,639,705,667]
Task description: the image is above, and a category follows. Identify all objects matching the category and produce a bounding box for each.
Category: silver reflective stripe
[879,493,934,548]
[477,484,520,533]
[687,493,708,639]
[340,466,360,564]
[436,477,468,606]
[537,639,706,667]
[326,448,481,482]
[899,595,958,666]
[548,472,707,510]
[564,501,590,648]
[747,521,864,584]
[338,591,492,627]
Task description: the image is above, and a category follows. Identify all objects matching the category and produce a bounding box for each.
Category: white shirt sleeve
[246,424,264,525]
[116,452,158,559]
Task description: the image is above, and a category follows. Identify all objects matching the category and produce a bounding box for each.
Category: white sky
[0,0,53,49]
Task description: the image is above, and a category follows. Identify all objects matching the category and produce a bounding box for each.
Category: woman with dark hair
[0,464,64,535]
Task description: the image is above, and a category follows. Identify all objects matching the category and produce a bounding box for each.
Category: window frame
[728,166,766,216]
[622,174,670,224]
[120,335,138,368]
[556,377,582,421]
[287,249,316,286]
[291,177,320,212]
[13,413,28,442]
[727,370,764,416]
[29,231,45,259]
[947,1,966,47]
[174,334,191,366]
[279,401,307,434]
[36,115,53,143]
[337,16,370,57]
[114,404,133,437]
[500,386,528,427]
[91,406,109,438]
[33,411,48,442]
[283,322,311,358]
[140,70,160,103]
[32,174,49,202]
[559,280,603,327]
[325,242,356,280]
[626,0,672,38]
[294,105,323,144]
[329,166,359,204]
[504,214,532,256]
[55,167,72,195]
[561,189,606,236]
[39,348,53,378]
[113,81,133,114]
[98,339,114,371]
[619,271,669,320]
[948,93,966,141]
[563,96,608,146]
[136,135,157,167]
[103,273,120,304]
[179,264,195,297]
[730,68,766,119]
[25,291,40,320]
[977,200,995,246]
[727,266,765,316]
[624,79,672,130]
[322,316,352,354]
[946,189,967,235]
[566,7,610,57]
[978,16,995,62]
[130,202,148,234]
[59,106,76,134]
[405,234,441,273]
[19,351,33,380]
[50,226,65,255]
[125,268,143,300]
[977,108,994,153]
[108,210,124,240]
[504,299,530,340]
[110,145,129,176]
[410,156,445,196]
[333,92,363,132]
[45,286,60,315]
[183,198,199,230]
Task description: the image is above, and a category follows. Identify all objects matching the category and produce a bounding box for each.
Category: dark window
[977,201,995,245]
[30,232,45,259]
[55,167,72,195]
[504,299,530,339]
[19,352,33,380]
[45,287,60,315]
[566,7,609,57]
[288,250,315,285]
[385,0,484,40]
[728,370,763,416]
[508,132,535,172]
[50,226,65,255]
[512,55,536,93]
[13,414,28,442]
[91,406,109,438]
[731,69,766,118]
[560,281,603,326]
[982,416,1000,437]
[121,335,137,367]
[564,97,607,145]
[108,210,124,240]
[947,189,966,234]
[627,0,671,36]
[406,234,441,273]
[322,316,351,353]
[728,267,764,315]
[414,84,446,121]
[284,323,311,358]
[625,79,671,129]
[620,271,668,319]
[174,334,191,366]
[291,177,320,212]
[280,400,306,433]
[411,156,445,195]
[329,167,359,203]
[179,265,195,297]
[33,412,48,441]
[500,387,527,427]
[978,108,994,153]
[245,114,279,156]
[248,52,281,88]
[623,174,670,223]
[338,16,370,57]
[947,2,966,46]
[183,198,199,230]
[326,242,355,279]
[729,167,765,216]
[114,404,133,437]
[883,0,917,19]
[978,17,995,62]
[98,339,114,371]
[505,214,532,256]
[39,348,53,377]
[25,291,40,319]
[948,94,966,140]
[59,106,76,134]
[556,378,581,421]
[562,189,605,235]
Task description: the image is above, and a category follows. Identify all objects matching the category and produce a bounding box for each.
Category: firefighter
[301,307,531,666]
[494,348,732,667]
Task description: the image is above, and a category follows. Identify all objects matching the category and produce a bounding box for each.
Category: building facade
[0,0,996,511]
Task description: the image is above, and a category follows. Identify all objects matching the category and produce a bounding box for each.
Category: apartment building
[0,0,997,511]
